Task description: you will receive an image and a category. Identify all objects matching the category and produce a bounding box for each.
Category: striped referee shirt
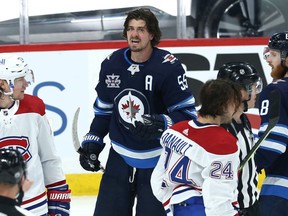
[222,114,259,209]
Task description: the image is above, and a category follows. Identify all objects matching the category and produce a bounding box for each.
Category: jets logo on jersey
[121,96,140,121]
[127,64,140,75]
[105,74,121,88]
[0,136,32,161]
[115,89,150,129]
[162,54,177,64]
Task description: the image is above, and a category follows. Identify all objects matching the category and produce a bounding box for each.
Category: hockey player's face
[266,49,280,67]
[267,49,286,79]
[12,77,27,100]
[126,19,153,52]
[245,83,257,109]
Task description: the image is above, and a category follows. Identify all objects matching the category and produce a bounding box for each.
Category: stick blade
[72,107,81,152]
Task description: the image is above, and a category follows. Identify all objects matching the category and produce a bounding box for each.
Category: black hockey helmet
[217,62,262,94]
[268,31,288,60]
[0,149,26,184]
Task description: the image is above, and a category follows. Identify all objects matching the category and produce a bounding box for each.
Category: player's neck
[197,115,221,125]
[233,110,242,123]
[130,46,153,63]
[0,184,18,198]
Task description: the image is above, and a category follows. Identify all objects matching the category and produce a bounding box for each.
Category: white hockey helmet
[0,54,34,89]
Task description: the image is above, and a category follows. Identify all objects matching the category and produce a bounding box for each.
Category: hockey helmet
[0,149,26,184]
[217,62,262,94]
[0,54,34,89]
[267,31,288,60]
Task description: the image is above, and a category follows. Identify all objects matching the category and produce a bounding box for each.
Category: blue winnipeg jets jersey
[256,77,288,200]
[90,47,197,168]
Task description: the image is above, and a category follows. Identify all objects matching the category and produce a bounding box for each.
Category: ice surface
[70,196,96,216]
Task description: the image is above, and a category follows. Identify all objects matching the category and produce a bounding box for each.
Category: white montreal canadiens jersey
[0,94,66,215]
[151,120,239,216]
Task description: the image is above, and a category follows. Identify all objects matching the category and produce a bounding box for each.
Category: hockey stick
[72,107,105,171]
[238,90,281,172]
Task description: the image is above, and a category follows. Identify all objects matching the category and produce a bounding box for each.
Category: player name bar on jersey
[161,131,193,155]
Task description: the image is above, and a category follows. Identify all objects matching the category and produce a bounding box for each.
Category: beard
[270,63,287,79]
[129,44,142,52]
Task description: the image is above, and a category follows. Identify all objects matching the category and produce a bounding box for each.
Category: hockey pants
[93,147,166,216]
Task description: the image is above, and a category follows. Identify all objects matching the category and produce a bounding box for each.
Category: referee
[217,62,263,216]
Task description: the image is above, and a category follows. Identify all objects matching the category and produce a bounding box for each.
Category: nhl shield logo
[115,89,150,129]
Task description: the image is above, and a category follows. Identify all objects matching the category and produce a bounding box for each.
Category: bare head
[122,8,162,47]
[198,79,242,124]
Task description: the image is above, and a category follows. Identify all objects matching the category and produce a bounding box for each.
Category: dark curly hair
[198,79,242,118]
[122,8,162,47]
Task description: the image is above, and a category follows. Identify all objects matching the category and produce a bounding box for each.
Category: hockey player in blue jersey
[79,8,197,216]
[255,31,288,215]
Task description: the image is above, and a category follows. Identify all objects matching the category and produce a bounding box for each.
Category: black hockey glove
[79,133,105,172]
[129,114,173,140]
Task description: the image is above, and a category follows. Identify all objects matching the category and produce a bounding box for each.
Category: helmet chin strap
[3,89,15,101]
[243,100,248,112]
[280,51,288,73]
[16,184,24,205]
[281,60,288,72]
[242,93,251,112]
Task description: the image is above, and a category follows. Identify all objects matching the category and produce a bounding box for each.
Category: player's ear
[285,56,288,67]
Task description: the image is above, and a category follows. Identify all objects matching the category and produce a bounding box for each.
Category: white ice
[70,196,137,216]
[70,196,96,216]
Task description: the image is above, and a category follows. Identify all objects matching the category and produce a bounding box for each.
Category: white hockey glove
[129,114,173,140]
